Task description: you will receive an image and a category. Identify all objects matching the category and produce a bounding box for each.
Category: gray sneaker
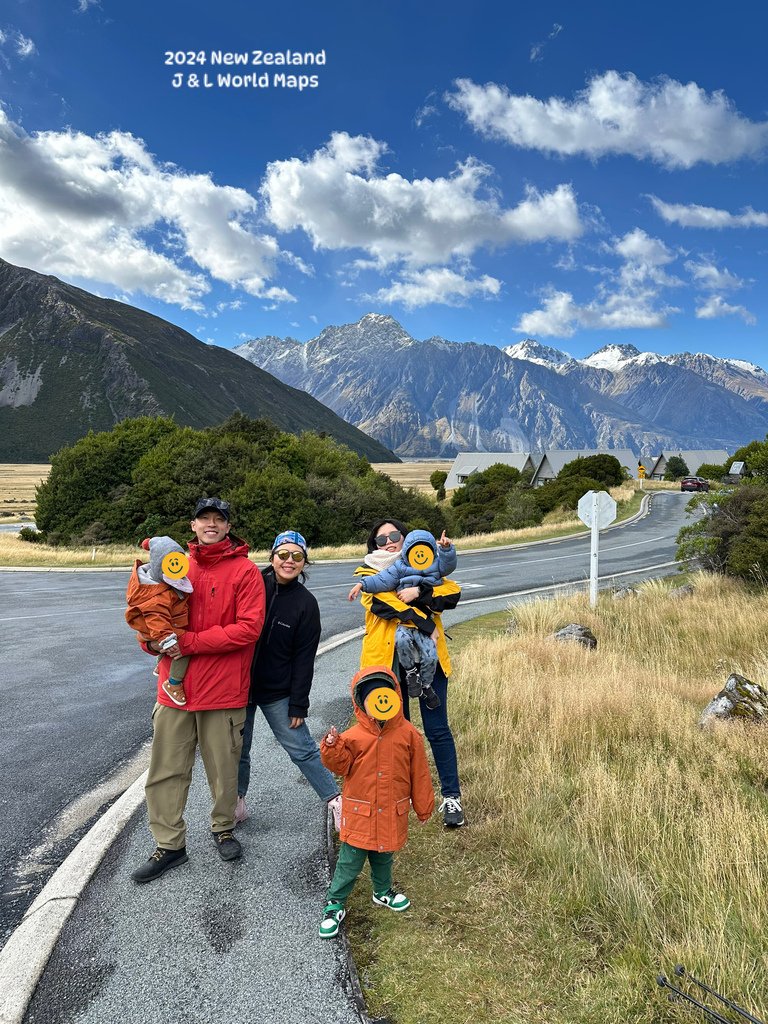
[439,796,465,828]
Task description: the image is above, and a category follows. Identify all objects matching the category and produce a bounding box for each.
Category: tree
[493,485,543,530]
[534,475,604,515]
[430,469,448,501]
[450,463,522,535]
[730,437,768,480]
[696,463,727,481]
[664,455,689,481]
[677,484,768,581]
[558,454,625,488]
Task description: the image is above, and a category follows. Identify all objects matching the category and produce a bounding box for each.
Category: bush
[534,475,604,515]
[493,486,543,530]
[430,469,448,501]
[451,463,522,535]
[696,463,727,481]
[677,484,768,580]
[558,454,625,488]
[19,526,43,544]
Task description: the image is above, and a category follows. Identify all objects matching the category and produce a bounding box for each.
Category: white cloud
[530,22,563,63]
[369,267,501,309]
[650,195,768,228]
[447,71,768,168]
[76,0,101,11]
[696,295,756,325]
[261,131,582,267]
[0,27,37,60]
[15,33,36,57]
[0,109,293,308]
[515,228,681,336]
[685,259,745,292]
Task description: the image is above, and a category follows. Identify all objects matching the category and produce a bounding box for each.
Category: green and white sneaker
[319,901,346,938]
[372,887,411,912]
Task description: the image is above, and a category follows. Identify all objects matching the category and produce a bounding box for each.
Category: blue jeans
[237,697,339,802]
[399,663,461,798]
[395,626,438,687]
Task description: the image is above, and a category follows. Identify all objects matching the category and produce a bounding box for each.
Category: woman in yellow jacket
[351,517,465,827]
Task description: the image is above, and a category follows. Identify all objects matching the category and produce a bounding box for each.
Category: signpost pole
[589,490,599,609]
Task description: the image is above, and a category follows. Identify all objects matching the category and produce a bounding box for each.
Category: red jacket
[320,665,434,852]
[148,535,266,711]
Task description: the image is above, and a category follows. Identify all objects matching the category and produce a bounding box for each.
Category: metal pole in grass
[657,974,732,1024]
[577,490,616,609]
[673,965,765,1024]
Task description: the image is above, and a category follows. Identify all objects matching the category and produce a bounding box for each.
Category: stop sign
[577,490,617,530]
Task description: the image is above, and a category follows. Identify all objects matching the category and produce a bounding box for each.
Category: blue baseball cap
[272,530,308,554]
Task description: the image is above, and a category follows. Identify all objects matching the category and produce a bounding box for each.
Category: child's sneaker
[404,667,422,698]
[421,684,441,710]
[162,679,187,706]
[319,901,346,938]
[372,887,411,912]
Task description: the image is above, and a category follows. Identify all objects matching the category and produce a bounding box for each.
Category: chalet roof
[445,451,537,490]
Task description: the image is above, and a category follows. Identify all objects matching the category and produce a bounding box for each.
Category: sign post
[577,490,617,608]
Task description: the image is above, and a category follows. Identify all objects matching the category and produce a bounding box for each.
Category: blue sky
[1,0,766,363]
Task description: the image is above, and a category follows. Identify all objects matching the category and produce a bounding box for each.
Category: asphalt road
[0,490,694,942]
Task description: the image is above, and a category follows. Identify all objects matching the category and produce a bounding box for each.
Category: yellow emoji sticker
[364,686,401,721]
[161,552,189,579]
[406,543,434,571]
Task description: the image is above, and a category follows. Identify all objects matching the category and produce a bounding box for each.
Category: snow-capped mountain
[235,313,768,457]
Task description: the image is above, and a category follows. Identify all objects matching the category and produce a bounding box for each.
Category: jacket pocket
[396,797,411,816]
[228,709,247,753]
[343,797,372,841]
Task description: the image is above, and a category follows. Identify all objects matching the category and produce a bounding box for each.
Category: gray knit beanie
[144,536,191,590]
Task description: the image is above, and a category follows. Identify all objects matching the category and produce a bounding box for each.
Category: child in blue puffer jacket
[348,529,457,709]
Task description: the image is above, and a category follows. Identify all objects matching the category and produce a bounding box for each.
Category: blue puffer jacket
[360,529,457,594]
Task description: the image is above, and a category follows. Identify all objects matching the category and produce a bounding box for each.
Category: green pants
[326,842,393,904]
[144,703,246,849]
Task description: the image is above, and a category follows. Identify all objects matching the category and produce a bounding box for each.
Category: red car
[680,477,710,492]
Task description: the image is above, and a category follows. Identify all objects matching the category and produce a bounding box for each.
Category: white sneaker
[234,795,249,825]
[327,795,341,831]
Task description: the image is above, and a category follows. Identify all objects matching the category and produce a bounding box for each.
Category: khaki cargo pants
[145,703,247,850]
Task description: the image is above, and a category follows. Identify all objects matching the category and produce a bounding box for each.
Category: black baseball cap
[193,497,231,521]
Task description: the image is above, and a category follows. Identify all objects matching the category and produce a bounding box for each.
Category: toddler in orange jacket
[125,536,193,706]
[318,664,434,938]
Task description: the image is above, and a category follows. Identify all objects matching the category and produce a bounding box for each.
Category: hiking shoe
[404,667,422,698]
[327,794,342,831]
[212,830,241,861]
[162,679,187,706]
[372,887,410,912]
[439,796,465,828]
[421,684,441,710]
[131,846,188,884]
[319,902,346,938]
[234,796,249,826]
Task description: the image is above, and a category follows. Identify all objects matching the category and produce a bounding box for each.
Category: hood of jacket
[188,533,250,565]
[350,664,404,733]
[400,529,438,573]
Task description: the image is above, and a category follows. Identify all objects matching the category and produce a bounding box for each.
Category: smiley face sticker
[406,543,434,571]
[364,686,401,721]
[161,551,190,579]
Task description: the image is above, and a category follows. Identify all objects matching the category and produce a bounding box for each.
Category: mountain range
[235,314,768,457]
[0,260,393,462]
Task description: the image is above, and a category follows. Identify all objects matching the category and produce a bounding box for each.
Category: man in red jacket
[132,497,266,883]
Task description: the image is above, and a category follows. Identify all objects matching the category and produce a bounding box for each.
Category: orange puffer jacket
[137,535,266,712]
[125,564,189,644]
[320,665,435,853]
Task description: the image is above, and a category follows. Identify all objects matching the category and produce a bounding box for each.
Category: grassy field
[0,463,49,519]
[347,572,768,1024]
[373,460,454,493]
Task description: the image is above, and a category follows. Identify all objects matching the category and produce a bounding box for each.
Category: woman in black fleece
[235,530,341,827]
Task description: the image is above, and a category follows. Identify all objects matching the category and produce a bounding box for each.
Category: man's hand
[289,716,305,729]
[396,585,420,604]
[348,582,363,601]
[324,726,339,746]
[437,530,452,548]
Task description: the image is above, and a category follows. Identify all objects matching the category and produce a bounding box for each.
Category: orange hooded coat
[320,665,435,853]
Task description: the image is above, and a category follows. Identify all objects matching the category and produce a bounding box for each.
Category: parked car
[680,476,710,492]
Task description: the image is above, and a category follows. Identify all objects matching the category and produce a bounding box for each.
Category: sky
[1,0,767,364]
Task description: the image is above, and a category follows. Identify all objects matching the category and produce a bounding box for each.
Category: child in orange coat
[318,664,434,938]
[125,536,193,706]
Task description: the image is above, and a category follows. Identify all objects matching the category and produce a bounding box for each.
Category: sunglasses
[375,530,402,547]
[274,549,305,563]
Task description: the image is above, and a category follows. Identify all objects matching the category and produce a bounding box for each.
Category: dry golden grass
[350,572,768,1024]
[0,463,49,518]
[373,460,453,493]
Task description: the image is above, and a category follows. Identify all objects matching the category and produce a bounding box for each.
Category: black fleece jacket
[249,567,321,718]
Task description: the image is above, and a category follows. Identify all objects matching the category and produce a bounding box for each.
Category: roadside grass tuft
[347,572,768,1024]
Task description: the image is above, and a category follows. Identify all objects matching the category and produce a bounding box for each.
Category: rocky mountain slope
[235,314,766,457]
[0,260,394,462]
